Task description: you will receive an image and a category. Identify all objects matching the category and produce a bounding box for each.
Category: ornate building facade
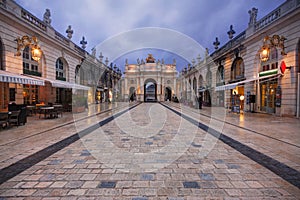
[178,0,300,117]
[0,0,121,111]
[122,54,178,102]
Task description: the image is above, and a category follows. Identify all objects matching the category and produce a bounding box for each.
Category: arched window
[193,77,197,94]
[206,70,212,87]
[56,58,66,81]
[75,65,80,78]
[216,65,224,85]
[198,75,204,87]
[23,46,41,76]
[231,57,244,80]
[261,47,278,72]
[0,39,4,70]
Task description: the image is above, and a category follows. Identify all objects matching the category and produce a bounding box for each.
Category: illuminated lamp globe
[260,46,270,62]
[31,45,42,61]
[240,95,245,101]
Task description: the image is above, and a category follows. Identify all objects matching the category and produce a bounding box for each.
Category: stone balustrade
[21,9,47,31]
[254,0,300,32]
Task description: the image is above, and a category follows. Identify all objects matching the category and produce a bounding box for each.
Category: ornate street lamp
[15,35,42,61]
[259,35,287,62]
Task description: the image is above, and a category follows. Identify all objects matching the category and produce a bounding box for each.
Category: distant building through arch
[123,54,178,102]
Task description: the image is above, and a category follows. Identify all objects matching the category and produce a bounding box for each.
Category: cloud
[15,0,285,69]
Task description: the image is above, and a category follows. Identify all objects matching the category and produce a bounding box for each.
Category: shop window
[23,84,39,105]
[231,57,244,80]
[9,88,15,101]
[23,46,41,77]
[56,58,66,81]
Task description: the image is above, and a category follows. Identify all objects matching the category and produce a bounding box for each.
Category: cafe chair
[54,106,63,118]
[0,113,9,129]
[8,110,21,127]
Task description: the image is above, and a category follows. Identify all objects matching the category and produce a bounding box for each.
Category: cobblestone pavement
[0,102,300,199]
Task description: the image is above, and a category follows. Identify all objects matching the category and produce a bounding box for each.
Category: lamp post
[15,35,42,61]
[259,35,287,62]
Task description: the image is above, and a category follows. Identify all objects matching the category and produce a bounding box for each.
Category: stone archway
[144,78,157,102]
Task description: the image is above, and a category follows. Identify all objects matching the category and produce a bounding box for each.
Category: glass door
[260,80,277,113]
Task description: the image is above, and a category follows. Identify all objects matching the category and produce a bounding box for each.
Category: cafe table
[39,106,55,119]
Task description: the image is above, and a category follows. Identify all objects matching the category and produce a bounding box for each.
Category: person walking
[198,94,202,109]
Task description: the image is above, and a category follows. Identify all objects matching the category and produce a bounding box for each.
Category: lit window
[22,46,41,76]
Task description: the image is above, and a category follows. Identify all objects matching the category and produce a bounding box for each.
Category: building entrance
[260,80,277,113]
[165,87,172,101]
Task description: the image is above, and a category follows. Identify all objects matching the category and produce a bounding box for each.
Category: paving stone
[226,164,241,169]
[80,150,91,156]
[199,173,215,181]
[132,197,148,200]
[230,181,249,188]
[215,181,234,189]
[214,159,225,164]
[122,188,140,196]
[67,189,86,196]
[39,174,56,181]
[34,182,53,188]
[245,180,264,188]
[80,174,97,181]
[183,181,200,189]
[73,160,86,164]
[199,181,217,189]
[48,160,62,165]
[140,174,154,181]
[144,141,153,145]
[98,181,116,188]
[32,189,52,196]
[49,188,69,196]
[167,196,185,200]
[49,181,67,188]
[64,181,84,189]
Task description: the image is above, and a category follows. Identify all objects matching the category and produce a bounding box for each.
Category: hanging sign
[280,61,286,74]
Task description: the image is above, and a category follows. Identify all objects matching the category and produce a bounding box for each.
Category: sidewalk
[1,101,299,171]
[164,102,300,171]
[0,102,132,170]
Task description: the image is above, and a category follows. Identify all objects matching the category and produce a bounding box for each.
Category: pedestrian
[198,94,202,109]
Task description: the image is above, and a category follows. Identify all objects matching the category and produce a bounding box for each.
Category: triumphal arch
[123,54,178,102]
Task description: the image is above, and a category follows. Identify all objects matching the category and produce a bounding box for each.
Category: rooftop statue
[248,7,258,26]
[43,9,51,26]
[146,54,155,63]
[66,25,73,39]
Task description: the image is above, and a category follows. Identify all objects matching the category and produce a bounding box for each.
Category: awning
[49,79,90,91]
[0,70,45,86]
[215,73,280,91]
[23,74,90,90]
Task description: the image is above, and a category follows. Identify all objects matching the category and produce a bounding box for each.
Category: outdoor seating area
[38,104,63,119]
[0,103,65,130]
[0,110,23,129]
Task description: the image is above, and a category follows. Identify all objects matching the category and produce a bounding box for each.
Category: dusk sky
[15,0,285,72]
